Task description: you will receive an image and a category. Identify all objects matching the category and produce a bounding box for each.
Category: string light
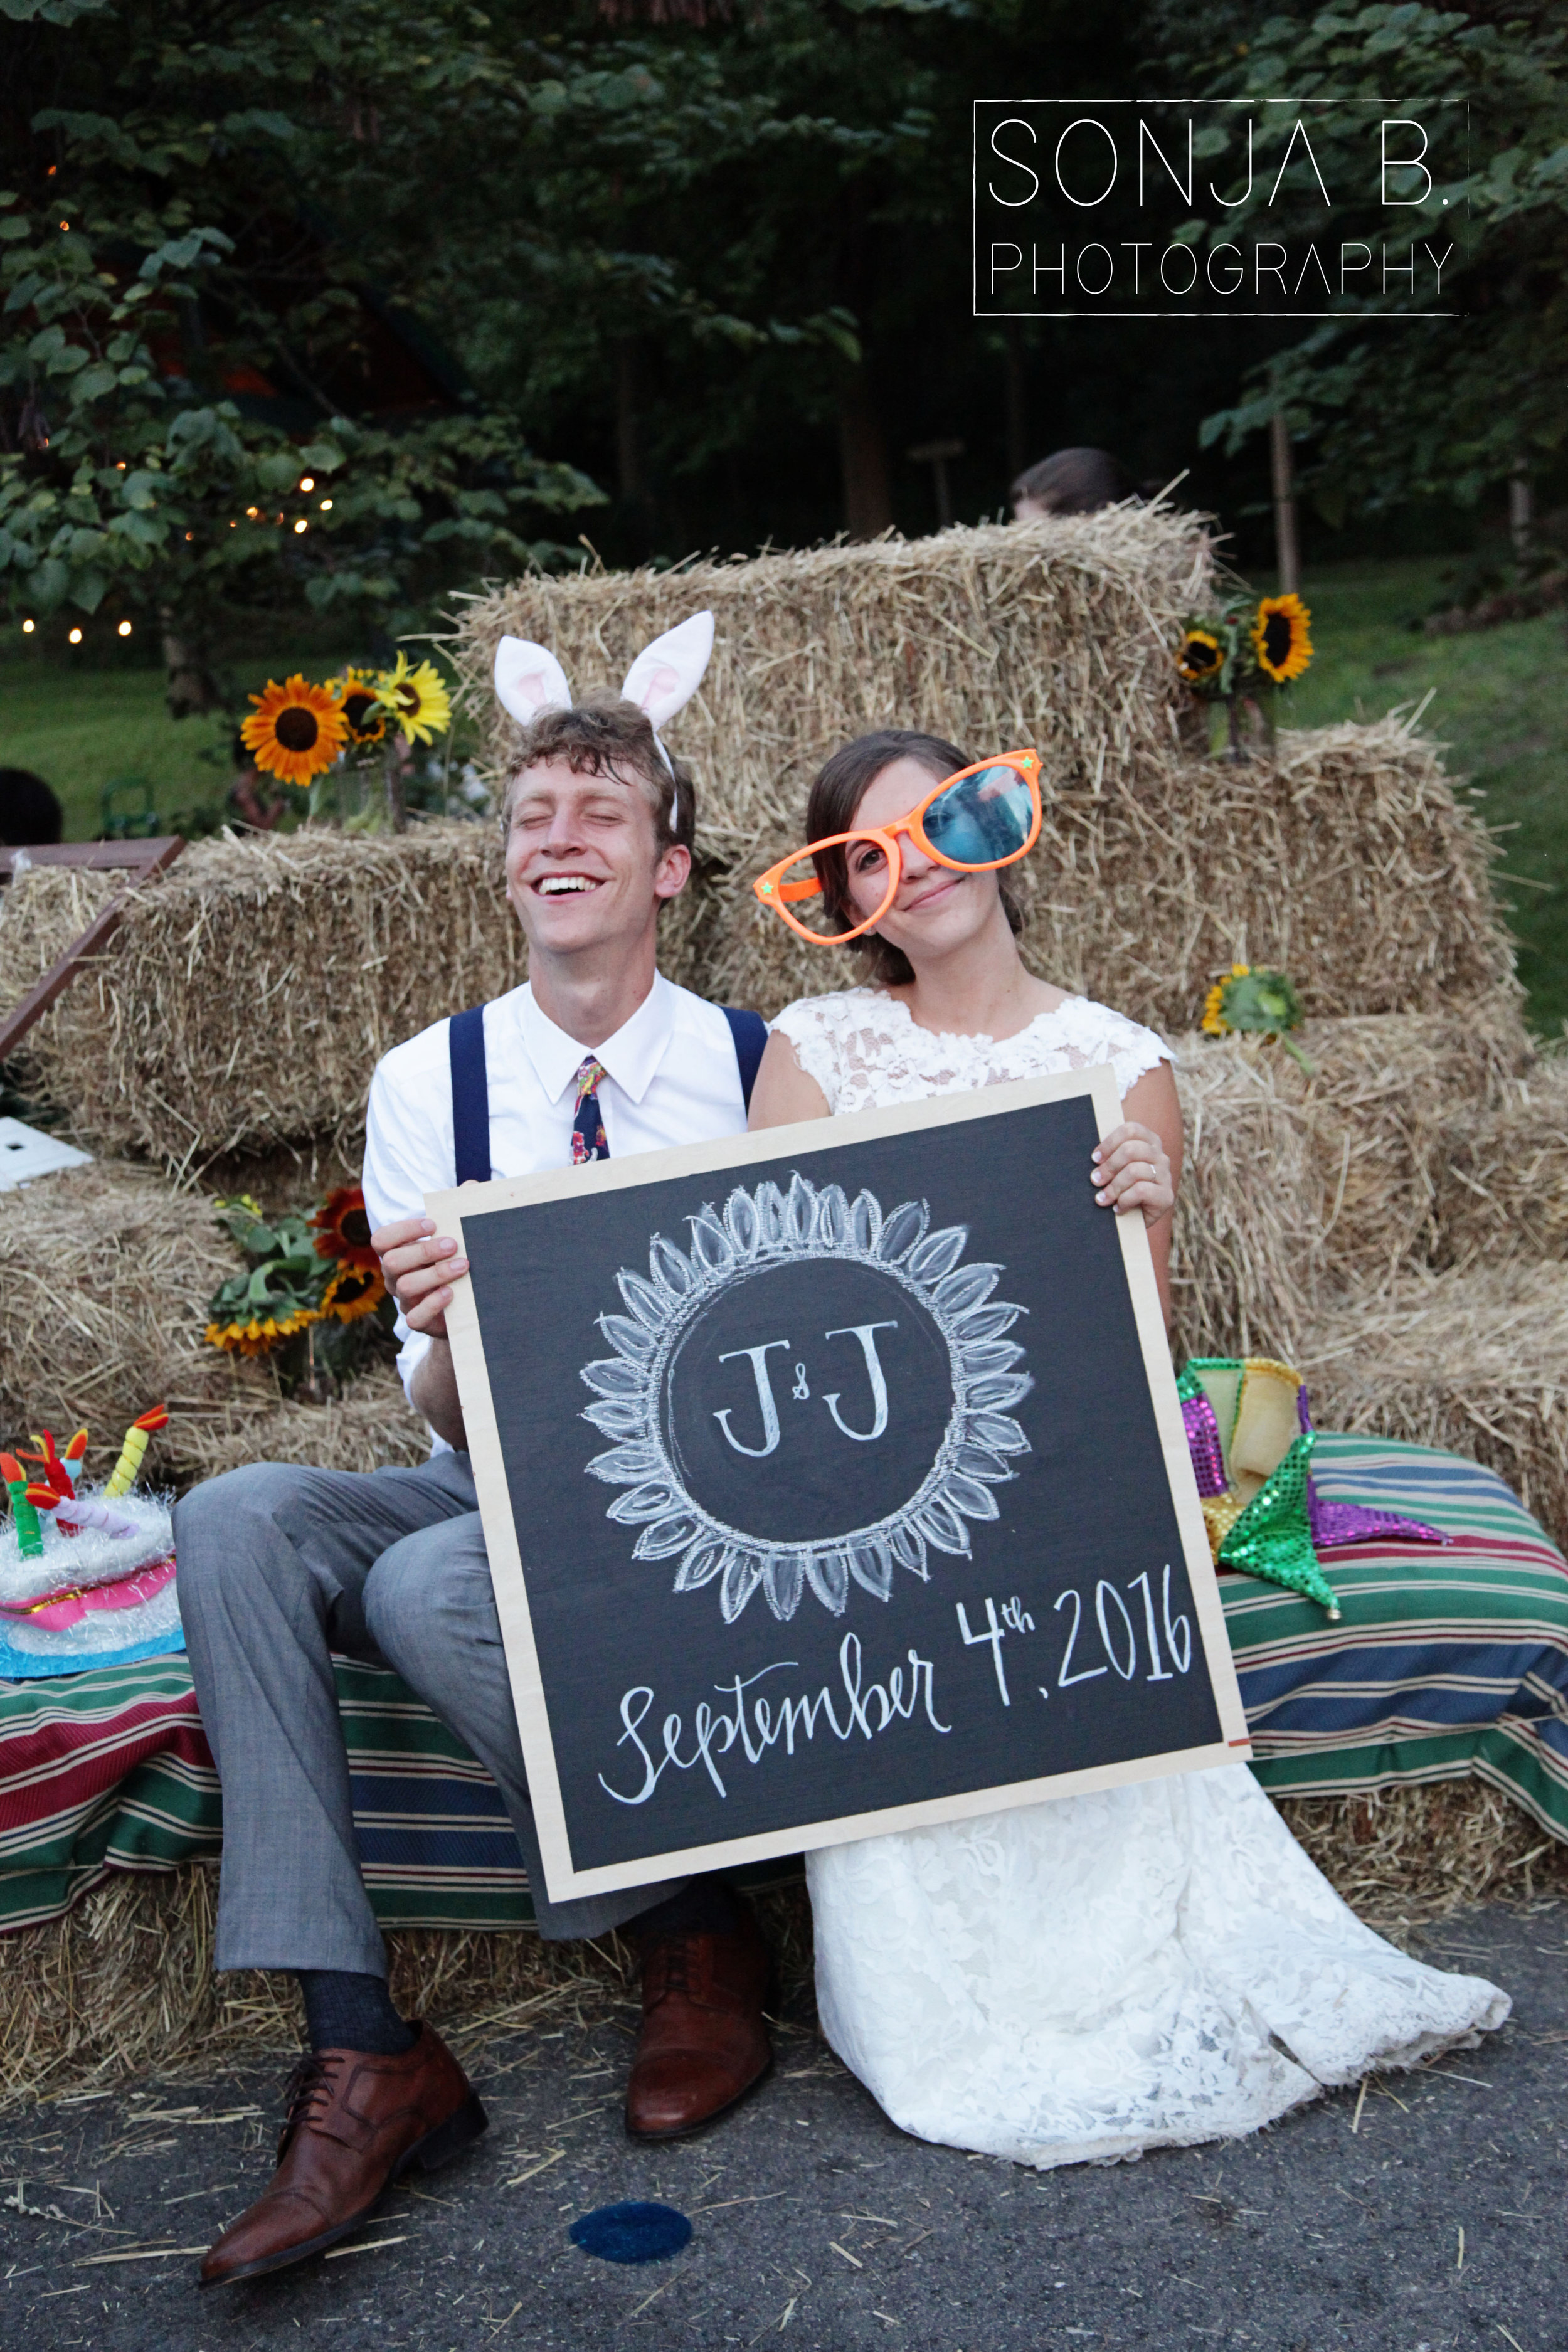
[68,627,82,644]
[117,620,132,637]
[21,618,35,634]
[319,498,333,511]
[299,475,315,492]
[294,518,308,534]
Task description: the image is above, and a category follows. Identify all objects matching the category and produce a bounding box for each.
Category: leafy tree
[0,0,597,709]
[1180,3,1567,526]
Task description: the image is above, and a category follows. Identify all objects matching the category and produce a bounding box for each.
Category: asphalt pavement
[5,1900,1566,2352]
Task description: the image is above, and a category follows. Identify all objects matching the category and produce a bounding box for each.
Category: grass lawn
[3,555,1564,1031]
[1271,556,1567,1038]
[0,636,364,842]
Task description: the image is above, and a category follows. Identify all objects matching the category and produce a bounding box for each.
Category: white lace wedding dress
[771,985,1510,2170]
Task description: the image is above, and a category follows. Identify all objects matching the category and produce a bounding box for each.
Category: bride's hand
[1092,1120,1175,1229]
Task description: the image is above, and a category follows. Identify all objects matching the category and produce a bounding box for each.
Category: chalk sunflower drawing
[579,1172,1033,1626]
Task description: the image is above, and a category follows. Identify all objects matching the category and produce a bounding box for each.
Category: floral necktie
[571,1057,610,1165]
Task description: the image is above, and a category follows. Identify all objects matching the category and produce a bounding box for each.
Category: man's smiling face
[503,754,689,958]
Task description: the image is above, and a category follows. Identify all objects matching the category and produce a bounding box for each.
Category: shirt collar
[519,972,677,1108]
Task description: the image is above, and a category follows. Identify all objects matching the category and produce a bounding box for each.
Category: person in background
[226,732,285,831]
[1011,447,1128,521]
[0,767,63,846]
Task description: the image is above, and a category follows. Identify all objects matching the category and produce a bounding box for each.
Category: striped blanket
[4,1435,1565,1937]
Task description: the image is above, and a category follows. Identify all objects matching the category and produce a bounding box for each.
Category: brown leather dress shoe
[199,2023,486,2287]
[625,1910,773,2139]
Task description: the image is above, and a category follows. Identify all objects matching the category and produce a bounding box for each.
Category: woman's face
[843,755,1004,964]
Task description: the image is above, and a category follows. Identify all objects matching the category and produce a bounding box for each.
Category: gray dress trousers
[174,1453,687,1976]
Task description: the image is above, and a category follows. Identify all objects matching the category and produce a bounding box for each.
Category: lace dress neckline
[861,985,1083,1052]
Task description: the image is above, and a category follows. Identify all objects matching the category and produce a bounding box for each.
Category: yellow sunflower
[320,1262,386,1323]
[1251,593,1313,684]
[329,666,387,747]
[204,1304,322,1357]
[1176,627,1223,686]
[1202,962,1251,1037]
[374,652,452,745]
[241,675,348,787]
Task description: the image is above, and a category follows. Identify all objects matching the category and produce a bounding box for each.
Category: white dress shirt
[362,973,753,1446]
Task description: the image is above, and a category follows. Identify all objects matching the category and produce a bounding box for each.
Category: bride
[747,727,1507,2169]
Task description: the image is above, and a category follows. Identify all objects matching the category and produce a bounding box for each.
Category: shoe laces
[642,1933,699,2007]
[277,2051,344,2157]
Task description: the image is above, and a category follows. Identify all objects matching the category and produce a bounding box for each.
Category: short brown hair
[1010,446,1126,515]
[501,692,696,856]
[803,729,1023,988]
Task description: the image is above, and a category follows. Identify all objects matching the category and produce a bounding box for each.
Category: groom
[176,672,773,2289]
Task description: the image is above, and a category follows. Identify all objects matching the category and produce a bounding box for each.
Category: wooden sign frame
[431,1066,1250,1905]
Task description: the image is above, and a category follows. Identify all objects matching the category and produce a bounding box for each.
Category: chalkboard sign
[431,1067,1249,1904]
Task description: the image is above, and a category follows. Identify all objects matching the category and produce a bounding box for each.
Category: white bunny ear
[620,610,714,733]
[494,636,573,725]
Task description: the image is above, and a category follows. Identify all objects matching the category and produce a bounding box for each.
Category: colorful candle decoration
[103,1405,169,1500]
[25,1486,139,1543]
[21,1426,85,1501]
[1,1453,45,1560]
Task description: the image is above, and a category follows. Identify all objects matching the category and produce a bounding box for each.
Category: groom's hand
[371,1214,470,1344]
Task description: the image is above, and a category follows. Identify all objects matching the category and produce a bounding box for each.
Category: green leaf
[0,218,32,243]
[26,555,69,607]
[255,450,302,493]
[68,361,118,402]
[0,0,114,20]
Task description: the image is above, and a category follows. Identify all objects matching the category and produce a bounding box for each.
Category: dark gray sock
[295,1969,417,2057]
[628,1878,744,1942]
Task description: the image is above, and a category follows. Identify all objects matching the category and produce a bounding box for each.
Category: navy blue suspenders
[447,1003,492,1186]
[719,1005,768,1113]
[446,1001,767,1187]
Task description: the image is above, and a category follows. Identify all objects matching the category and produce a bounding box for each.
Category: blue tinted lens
[921,765,1033,866]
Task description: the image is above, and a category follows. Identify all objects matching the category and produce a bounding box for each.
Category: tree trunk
[1509,462,1533,562]
[1269,408,1300,596]
[1003,325,1027,487]
[159,612,223,719]
[613,339,659,553]
[837,369,893,539]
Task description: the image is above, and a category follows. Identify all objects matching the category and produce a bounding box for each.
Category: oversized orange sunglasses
[753,750,1042,945]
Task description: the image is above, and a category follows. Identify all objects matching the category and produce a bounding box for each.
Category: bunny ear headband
[492,610,714,824]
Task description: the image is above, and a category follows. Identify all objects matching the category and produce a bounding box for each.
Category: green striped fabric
[5,1434,1565,1937]
[1223,1433,1568,1838]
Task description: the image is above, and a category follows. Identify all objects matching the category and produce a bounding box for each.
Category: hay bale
[0,1160,263,1459]
[0,1162,425,1486]
[0,740,1513,1156]
[172,1365,428,1486]
[1303,1263,1568,1551]
[704,719,1513,1035]
[450,507,1218,841]
[1433,1059,1568,1269]
[1169,1005,1532,1363]
[1274,1782,1568,1935]
[0,1862,623,2107]
[0,825,716,1163]
[3,1786,1554,2104]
